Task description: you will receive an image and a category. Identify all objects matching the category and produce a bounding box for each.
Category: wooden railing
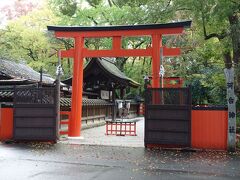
[59,103,141,136]
[60,111,70,135]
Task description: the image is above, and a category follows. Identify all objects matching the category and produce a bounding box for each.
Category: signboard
[101,90,110,100]
[224,68,237,151]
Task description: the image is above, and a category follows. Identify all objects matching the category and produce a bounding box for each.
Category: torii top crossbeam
[47,21,191,137]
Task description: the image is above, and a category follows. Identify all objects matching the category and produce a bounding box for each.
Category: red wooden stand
[106,121,137,136]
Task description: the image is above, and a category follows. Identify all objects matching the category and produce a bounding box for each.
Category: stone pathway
[62,117,144,147]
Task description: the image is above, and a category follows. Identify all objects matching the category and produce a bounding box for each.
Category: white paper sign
[100,90,109,100]
[159,65,165,76]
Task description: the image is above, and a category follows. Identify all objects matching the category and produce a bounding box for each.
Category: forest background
[0,0,240,107]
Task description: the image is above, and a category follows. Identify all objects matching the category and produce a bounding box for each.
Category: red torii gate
[48,21,191,137]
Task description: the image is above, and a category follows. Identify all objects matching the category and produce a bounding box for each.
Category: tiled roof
[97,58,140,87]
[0,90,13,98]
[61,98,112,107]
[0,59,55,85]
[0,90,111,107]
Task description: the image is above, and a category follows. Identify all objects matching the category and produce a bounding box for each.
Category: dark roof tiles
[62,58,140,88]
[0,90,13,98]
[97,58,140,87]
[0,59,55,85]
[60,97,112,107]
[0,90,111,107]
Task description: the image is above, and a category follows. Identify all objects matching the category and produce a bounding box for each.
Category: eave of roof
[47,21,192,32]
[62,58,140,88]
[95,58,140,87]
[0,79,33,85]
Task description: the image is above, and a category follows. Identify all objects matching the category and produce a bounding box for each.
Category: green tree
[174,0,240,94]
[0,3,59,74]
[1,0,236,104]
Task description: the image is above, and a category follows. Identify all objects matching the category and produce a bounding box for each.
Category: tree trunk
[67,58,71,74]
[229,13,240,93]
[139,57,146,94]
[115,57,128,71]
[223,51,232,69]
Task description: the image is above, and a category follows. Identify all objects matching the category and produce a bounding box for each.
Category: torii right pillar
[151,34,185,89]
[151,33,183,106]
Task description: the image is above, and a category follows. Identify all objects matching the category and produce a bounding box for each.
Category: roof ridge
[100,57,115,65]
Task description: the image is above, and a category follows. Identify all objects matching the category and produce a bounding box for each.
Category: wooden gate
[13,86,57,141]
[144,87,191,147]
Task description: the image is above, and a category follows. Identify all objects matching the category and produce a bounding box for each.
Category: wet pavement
[0,142,240,180]
[1,118,240,179]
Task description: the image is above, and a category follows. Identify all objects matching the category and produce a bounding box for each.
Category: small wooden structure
[146,76,184,88]
[62,57,140,121]
[63,58,140,98]
[162,77,184,88]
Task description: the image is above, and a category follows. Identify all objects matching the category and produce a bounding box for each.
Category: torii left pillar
[68,36,84,137]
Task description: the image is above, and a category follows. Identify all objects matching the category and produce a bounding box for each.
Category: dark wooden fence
[60,98,140,122]
[144,87,191,147]
[13,86,57,141]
